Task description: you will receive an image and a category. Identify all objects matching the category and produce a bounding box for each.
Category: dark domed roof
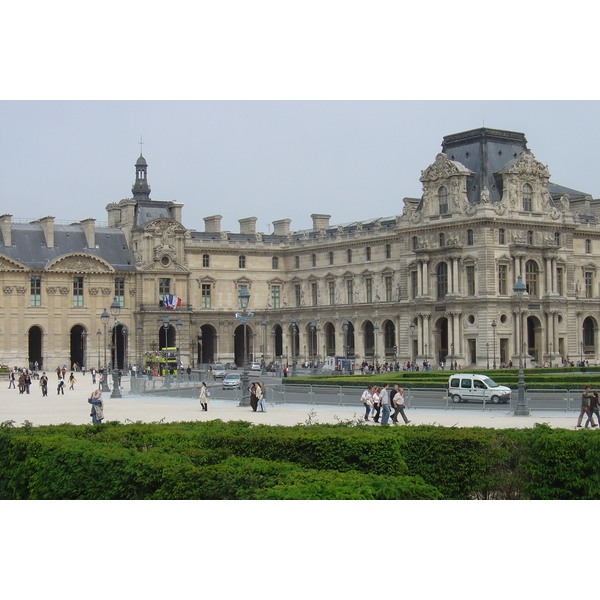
[136,154,147,167]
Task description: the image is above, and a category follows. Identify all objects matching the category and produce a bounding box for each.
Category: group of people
[249,382,266,412]
[578,385,600,428]
[360,384,411,425]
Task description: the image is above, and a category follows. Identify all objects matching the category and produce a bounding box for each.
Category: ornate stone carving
[50,256,110,272]
[46,287,56,295]
[420,153,472,182]
[502,150,550,179]
[101,288,111,295]
[89,287,99,295]
[3,286,13,294]
[59,287,69,295]
[15,286,26,295]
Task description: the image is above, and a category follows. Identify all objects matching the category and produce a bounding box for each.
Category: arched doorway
[28,326,43,369]
[109,323,128,370]
[383,320,396,358]
[526,315,542,362]
[583,316,595,358]
[234,324,254,365]
[70,325,87,370]
[364,321,375,358]
[324,322,335,356]
[199,324,217,365]
[345,321,355,357]
[434,317,449,365]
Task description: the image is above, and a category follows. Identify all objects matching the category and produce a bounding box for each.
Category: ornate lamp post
[109,297,122,398]
[271,329,276,366]
[122,325,128,375]
[491,319,497,369]
[176,318,183,374]
[261,320,267,368]
[513,275,529,416]
[291,317,298,377]
[162,317,170,378]
[309,322,316,373]
[100,308,110,392]
[236,285,253,406]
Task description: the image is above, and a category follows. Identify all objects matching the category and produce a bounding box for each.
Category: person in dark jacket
[88,389,104,425]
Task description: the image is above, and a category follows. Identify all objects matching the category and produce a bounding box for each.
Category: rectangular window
[115,277,125,306]
[328,281,335,305]
[295,284,301,307]
[347,280,353,304]
[366,278,373,303]
[203,254,210,267]
[311,283,318,306]
[385,276,392,302]
[585,271,593,298]
[271,285,280,309]
[466,266,475,296]
[73,276,83,307]
[498,265,507,295]
[411,271,418,299]
[329,252,334,265]
[30,275,41,306]
[159,278,170,297]
[499,228,505,244]
[201,284,211,308]
[557,268,563,296]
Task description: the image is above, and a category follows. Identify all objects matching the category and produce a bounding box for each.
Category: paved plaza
[0,372,587,430]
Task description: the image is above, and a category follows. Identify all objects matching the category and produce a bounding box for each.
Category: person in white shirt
[361,385,373,421]
[391,385,410,425]
[380,383,391,424]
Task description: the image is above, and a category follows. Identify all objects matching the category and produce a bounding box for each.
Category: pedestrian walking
[24,371,31,394]
[57,377,65,395]
[8,370,16,389]
[585,391,599,428]
[249,382,258,412]
[88,389,104,425]
[380,383,391,425]
[39,372,48,397]
[361,385,373,421]
[68,372,76,390]
[390,385,410,424]
[91,368,96,384]
[371,386,381,422]
[199,381,209,411]
[577,385,595,427]
[257,382,267,412]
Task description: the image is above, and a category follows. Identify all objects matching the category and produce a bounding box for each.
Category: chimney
[0,214,12,247]
[272,218,291,236]
[311,213,331,231]
[170,202,183,224]
[204,215,222,233]
[80,218,96,249]
[38,216,55,248]
[239,217,257,235]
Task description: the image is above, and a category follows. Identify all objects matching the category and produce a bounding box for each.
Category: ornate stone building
[2,127,599,370]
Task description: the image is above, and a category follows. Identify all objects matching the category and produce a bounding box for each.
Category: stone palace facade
[2,126,599,371]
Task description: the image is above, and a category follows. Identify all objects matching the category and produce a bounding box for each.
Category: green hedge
[1,420,599,499]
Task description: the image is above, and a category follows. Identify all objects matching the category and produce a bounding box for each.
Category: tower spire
[132,143,151,200]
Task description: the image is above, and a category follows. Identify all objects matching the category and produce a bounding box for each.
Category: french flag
[160,294,182,309]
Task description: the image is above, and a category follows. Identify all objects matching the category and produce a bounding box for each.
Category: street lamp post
[236,285,253,407]
[291,317,298,377]
[162,317,170,383]
[486,343,490,370]
[176,318,183,375]
[136,323,143,375]
[491,319,497,369]
[261,320,267,369]
[100,308,110,392]
[309,322,316,373]
[81,330,87,370]
[513,275,529,416]
[122,326,128,375]
[109,297,122,398]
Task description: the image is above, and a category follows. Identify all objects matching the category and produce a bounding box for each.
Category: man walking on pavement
[380,383,391,425]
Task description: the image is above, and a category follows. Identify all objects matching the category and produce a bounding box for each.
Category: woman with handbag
[199,381,209,411]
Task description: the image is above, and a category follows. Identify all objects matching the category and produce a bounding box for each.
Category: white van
[447,374,512,404]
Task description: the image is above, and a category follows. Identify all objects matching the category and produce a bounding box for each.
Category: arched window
[438,186,448,214]
[525,260,539,296]
[202,254,210,267]
[437,262,448,299]
[523,183,533,211]
[467,229,474,245]
[238,255,246,269]
[272,256,279,269]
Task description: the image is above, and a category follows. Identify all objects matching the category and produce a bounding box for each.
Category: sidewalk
[0,373,589,430]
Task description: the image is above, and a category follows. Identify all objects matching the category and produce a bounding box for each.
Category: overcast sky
[2,100,600,233]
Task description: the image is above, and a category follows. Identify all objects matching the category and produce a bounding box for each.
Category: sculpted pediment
[0,255,27,271]
[420,153,473,182]
[500,150,550,179]
[47,254,114,273]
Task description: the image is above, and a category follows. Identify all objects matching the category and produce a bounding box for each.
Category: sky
[2,1,593,591]
[2,100,600,233]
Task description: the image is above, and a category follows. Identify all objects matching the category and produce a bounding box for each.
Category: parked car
[250,362,261,371]
[224,362,238,370]
[222,373,242,389]
[211,363,226,379]
[448,374,511,404]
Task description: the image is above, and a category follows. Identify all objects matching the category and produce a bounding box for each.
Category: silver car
[222,373,241,389]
